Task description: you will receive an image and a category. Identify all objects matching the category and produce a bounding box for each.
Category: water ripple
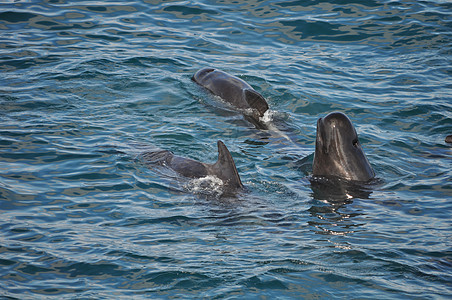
[1,0,451,298]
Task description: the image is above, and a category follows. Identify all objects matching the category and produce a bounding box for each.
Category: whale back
[192,67,268,117]
[141,141,243,191]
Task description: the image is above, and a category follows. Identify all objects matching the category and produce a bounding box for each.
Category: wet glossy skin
[312,112,375,181]
[192,68,268,118]
[142,140,243,191]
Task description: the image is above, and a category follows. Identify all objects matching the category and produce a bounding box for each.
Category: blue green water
[1,0,451,298]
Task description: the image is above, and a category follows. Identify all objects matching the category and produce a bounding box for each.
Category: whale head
[191,67,215,84]
[313,112,374,182]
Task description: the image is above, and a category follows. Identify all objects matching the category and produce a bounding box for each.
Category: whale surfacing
[192,68,269,119]
[141,140,243,191]
[313,112,375,182]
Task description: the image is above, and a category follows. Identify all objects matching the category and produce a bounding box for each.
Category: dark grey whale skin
[313,112,375,182]
[141,140,243,191]
[446,135,452,143]
[192,68,269,119]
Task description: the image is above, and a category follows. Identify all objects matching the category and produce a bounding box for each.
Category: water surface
[1,0,451,298]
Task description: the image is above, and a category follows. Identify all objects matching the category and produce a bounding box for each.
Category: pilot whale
[313,112,375,182]
[141,140,243,191]
[192,68,269,119]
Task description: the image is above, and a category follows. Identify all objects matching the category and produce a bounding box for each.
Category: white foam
[259,109,274,123]
[260,110,295,145]
[184,175,224,196]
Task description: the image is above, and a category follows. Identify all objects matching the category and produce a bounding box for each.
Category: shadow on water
[294,152,379,235]
[306,177,378,237]
[309,176,376,203]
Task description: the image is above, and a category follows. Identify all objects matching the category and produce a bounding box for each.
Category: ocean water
[1,0,451,298]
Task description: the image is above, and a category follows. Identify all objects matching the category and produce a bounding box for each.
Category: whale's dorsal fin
[213,141,243,189]
[244,89,269,117]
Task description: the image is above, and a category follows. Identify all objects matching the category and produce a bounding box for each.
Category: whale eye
[352,138,359,148]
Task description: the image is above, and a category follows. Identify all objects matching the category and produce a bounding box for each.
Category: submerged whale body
[313,112,375,182]
[141,140,243,191]
[192,68,269,119]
